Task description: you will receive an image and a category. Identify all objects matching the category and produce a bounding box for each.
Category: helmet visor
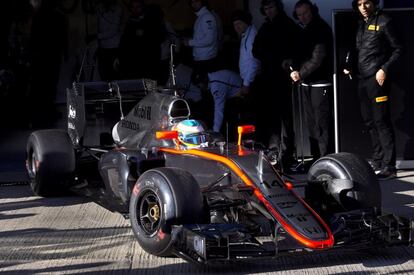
[181,133,206,145]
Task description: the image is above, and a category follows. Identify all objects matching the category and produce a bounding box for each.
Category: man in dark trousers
[344,0,402,179]
[119,0,166,80]
[253,0,300,173]
[28,0,67,128]
[96,0,122,81]
[182,0,219,129]
[290,0,333,162]
[182,0,219,85]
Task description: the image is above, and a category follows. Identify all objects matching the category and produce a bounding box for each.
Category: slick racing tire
[305,152,381,218]
[26,130,75,197]
[129,167,204,257]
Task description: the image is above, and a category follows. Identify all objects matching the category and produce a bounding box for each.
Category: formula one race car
[26,75,412,264]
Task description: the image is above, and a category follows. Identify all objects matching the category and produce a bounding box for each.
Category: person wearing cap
[290,0,334,161]
[232,10,261,98]
[344,0,402,180]
[199,11,260,135]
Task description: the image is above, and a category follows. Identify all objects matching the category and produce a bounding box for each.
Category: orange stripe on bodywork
[159,147,334,249]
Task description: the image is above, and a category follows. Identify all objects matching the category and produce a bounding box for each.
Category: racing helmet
[173,119,206,148]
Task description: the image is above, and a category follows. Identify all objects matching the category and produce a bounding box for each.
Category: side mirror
[237,125,255,146]
[156,131,178,140]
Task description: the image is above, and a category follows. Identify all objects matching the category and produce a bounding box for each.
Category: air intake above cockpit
[169,99,190,120]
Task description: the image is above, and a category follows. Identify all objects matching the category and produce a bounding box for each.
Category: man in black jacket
[345,0,402,179]
[253,0,300,173]
[119,1,166,80]
[290,0,333,161]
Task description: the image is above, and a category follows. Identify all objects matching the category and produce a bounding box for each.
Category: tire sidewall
[26,130,75,197]
[27,136,40,193]
[129,170,177,256]
[307,152,381,210]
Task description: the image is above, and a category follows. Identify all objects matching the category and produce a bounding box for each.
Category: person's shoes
[377,166,397,180]
[266,148,280,166]
[368,160,382,175]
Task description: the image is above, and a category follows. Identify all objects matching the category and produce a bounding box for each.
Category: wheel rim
[138,190,162,236]
[314,174,334,211]
[317,174,333,183]
[315,173,357,211]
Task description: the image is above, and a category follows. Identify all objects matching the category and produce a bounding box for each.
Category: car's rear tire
[305,152,381,219]
[26,130,75,197]
[129,167,204,257]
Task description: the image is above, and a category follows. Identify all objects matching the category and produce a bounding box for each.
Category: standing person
[252,0,300,172]
[344,0,402,179]
[290,0,333,162]
[119,1,166,80]
[225,10,261,133]
[182,0,219,85]
[232,10,261,101]
[96,0,122,82]
[28,0,67,128]
[212,9,224,54]
[182,0,219,128]
[207,69,242,133]
[199,10,260,136]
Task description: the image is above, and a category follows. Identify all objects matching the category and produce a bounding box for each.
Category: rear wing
[66,79,147,147]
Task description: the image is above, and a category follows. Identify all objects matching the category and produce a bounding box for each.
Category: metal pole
[297,83,305,167]
[291,83,305,172]
[332,11,340,153]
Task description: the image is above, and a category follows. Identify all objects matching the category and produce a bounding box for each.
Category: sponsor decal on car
[121,120,140,131]
[134,106,151,120]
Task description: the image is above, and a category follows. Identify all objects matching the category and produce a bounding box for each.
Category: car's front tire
[305,152,381,219]
[129,167,204,257]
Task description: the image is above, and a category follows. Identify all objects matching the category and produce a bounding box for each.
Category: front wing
[171,209,413,264]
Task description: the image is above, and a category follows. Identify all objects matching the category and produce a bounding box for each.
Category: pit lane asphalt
[1,126,414,274]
